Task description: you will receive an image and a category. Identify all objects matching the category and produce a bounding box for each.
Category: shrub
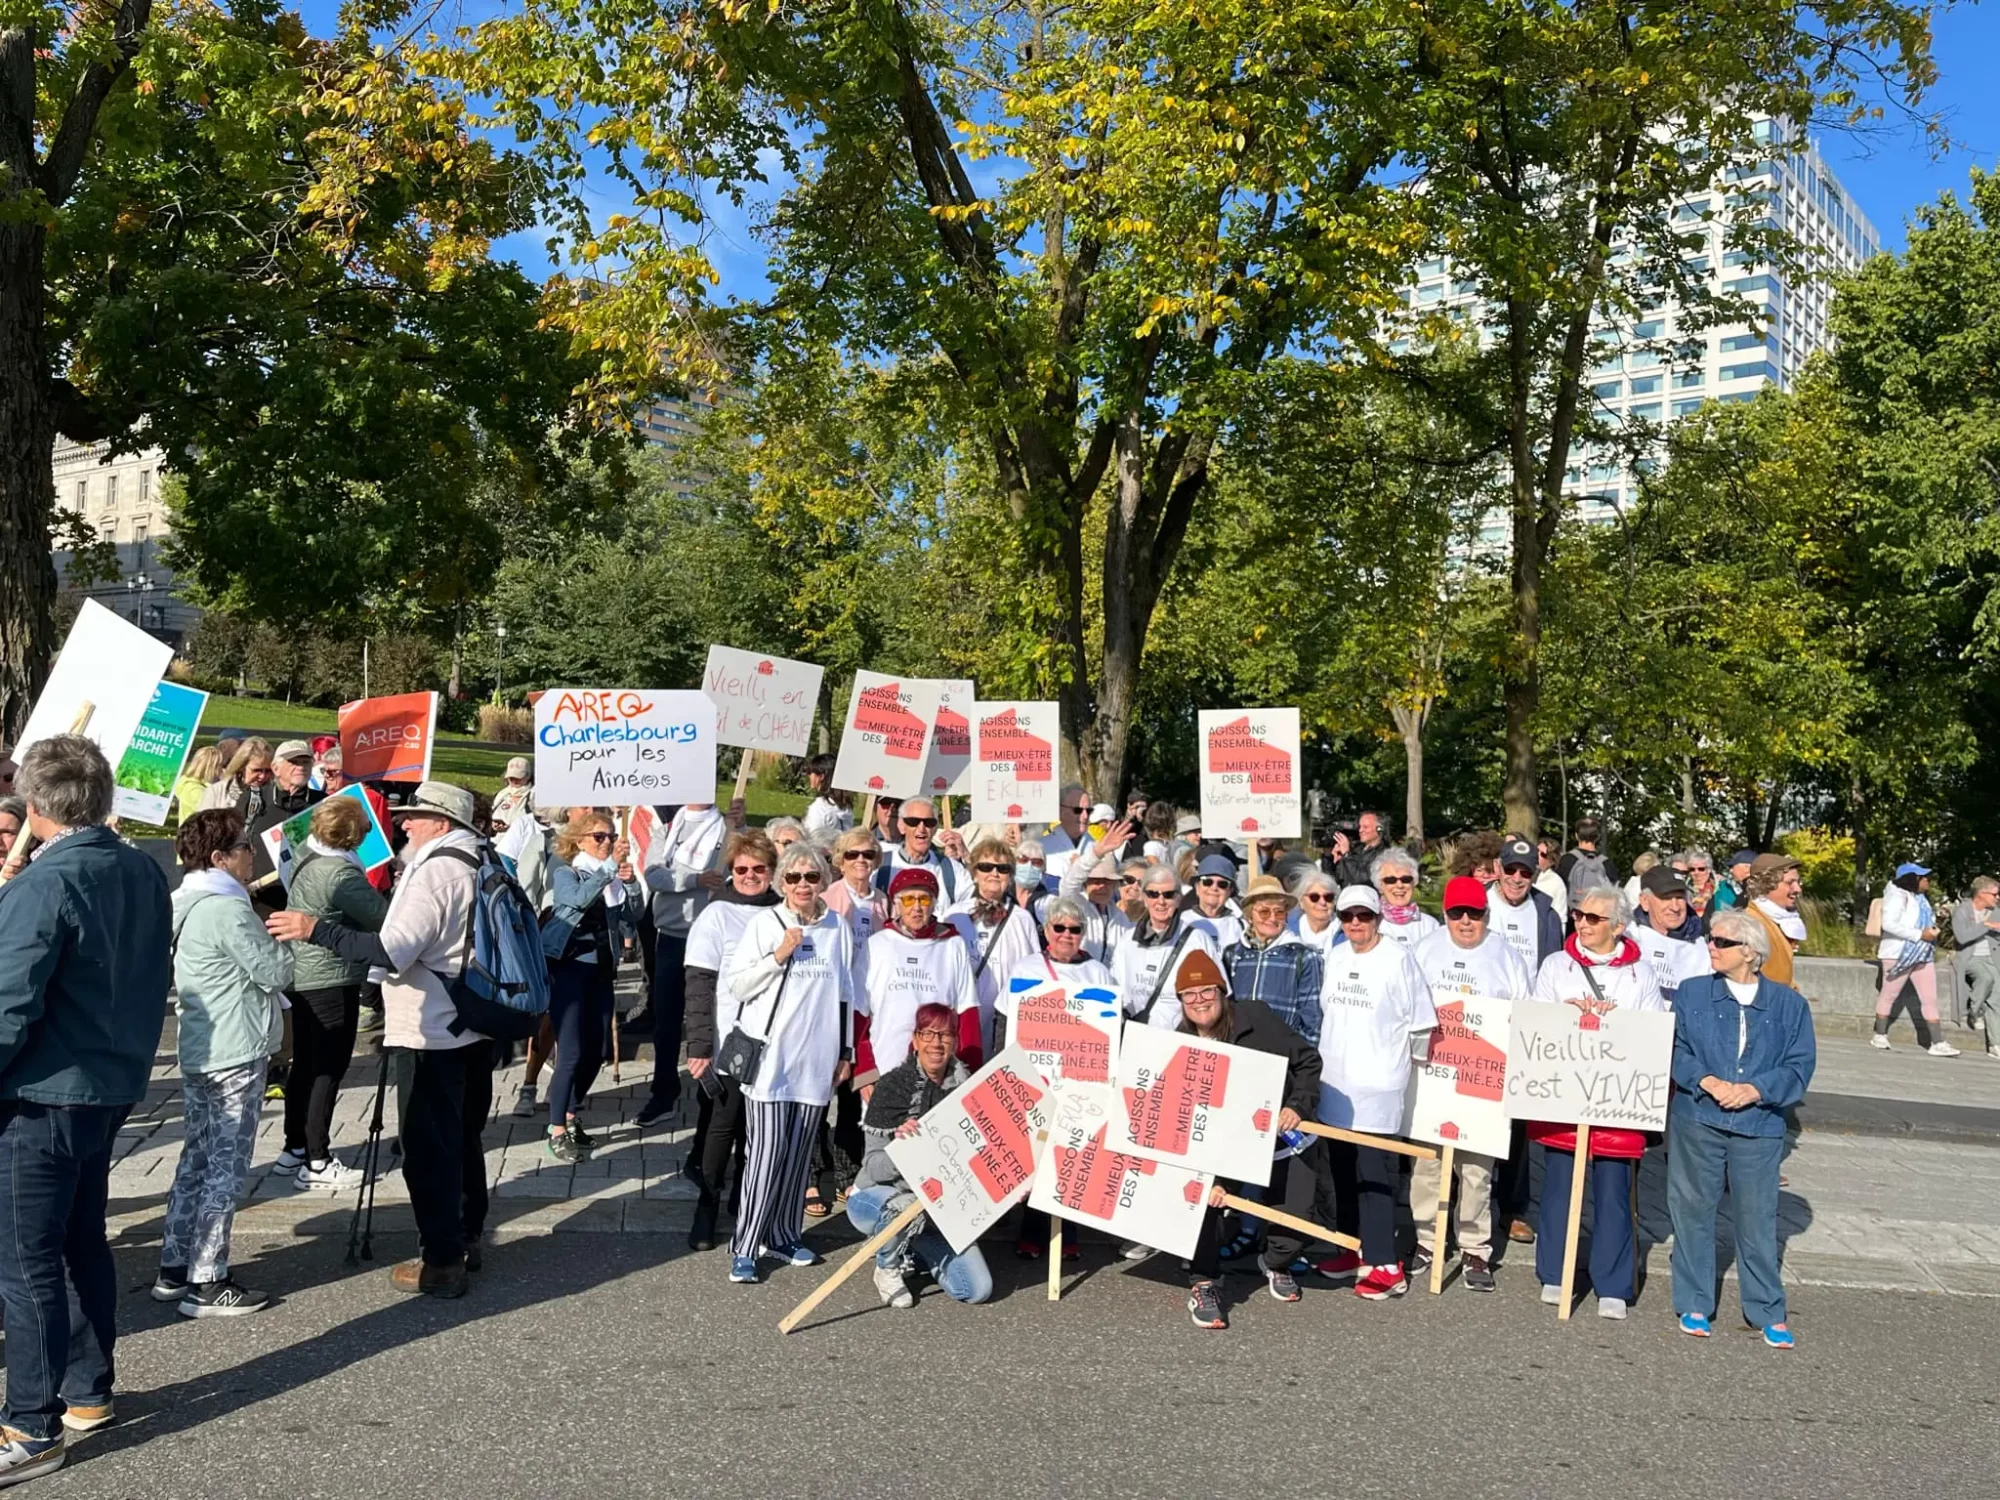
[477,704,532,744]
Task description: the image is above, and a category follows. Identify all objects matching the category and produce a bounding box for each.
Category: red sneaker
[1315,1250,1363,1278]
[1356,1262,1409,1301]
[1062,1239,1081,1262]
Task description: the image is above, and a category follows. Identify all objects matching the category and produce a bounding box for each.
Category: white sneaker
[1540,1283,1562,1305]
[872,1264,914,1309]
[294,1158,365,1191]
[271,1148,307,1176]
[1928,1041,1961,1057]
[1597,1296,1628,1320]
[513,1084,538,1118]
[1869,1034,1892,1050]
[1987,1046,2000,1059]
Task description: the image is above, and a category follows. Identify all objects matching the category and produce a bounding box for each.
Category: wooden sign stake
[1,701,94,886]
[1048,1217,1062,1301]
[1296,1120,1440,1162]
[1247,839,1261,881]
[1557,1125,1591,1321]
[1429,1142,1454,1296]
[1216,1193,1360,1255]
[778,1196,927,1335]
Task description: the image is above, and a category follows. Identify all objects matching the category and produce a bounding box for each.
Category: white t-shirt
[803,795,853,840]
[1039,827,1085,890]
[1316,938,1437,1133]
[999,954,1116,1026]
[686,895,774,1033]
[1378,909,1441,951]
[1532,944,1667,1014]
[1487,890,1545,970]
[858,927,979,1078]
[1412,928,1533,1006]
[1114,918,1221,1032]
[947,905,1043,1052]
[1535,869,1569,914]
[1192,902,1243,951]
[724,906,854,1106]
[1632,926,1709,1009]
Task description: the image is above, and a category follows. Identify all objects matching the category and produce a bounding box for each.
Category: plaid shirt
[1221,933,1324,1045]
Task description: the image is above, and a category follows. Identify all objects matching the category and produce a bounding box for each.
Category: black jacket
[234,781,324,904]
[1182,996,1323,1119]
[681,884,782,1060]
[1333,840,1388,890]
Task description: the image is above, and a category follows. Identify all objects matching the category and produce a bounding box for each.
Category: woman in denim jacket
[540,811,635,1161]
[1667,906,1818,1349]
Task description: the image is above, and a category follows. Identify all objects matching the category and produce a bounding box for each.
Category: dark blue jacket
[1669,972,1816,1138]
[0,826,171,1106]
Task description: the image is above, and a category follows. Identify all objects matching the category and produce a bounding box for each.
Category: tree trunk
[1761,781,1785,852]
[1500,301,1541,836]
[1849,768,1872,937]
[0,217,58,741]
[1390,702,1426,846]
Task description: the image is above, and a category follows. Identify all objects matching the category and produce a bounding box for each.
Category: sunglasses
[1063,804,1089,815]
[733,863,770,876]
[1380,875,1416,886]
[1301,892,1334,904]
[841,850,878,863]
[582,831,613,845]
[1444,906,1485,921]
[1339,909,1379,923]
[781,870,822,885]
[901,817,938,830]
[1121,875,1142,886]
[1707,935,1744,949]
[1197,876,1232,889]
[896,892,934,904]
[1572,910,1611,926]
[974,862,1011,874]
[1048,923,1084,935]
[1144,889,1178,900]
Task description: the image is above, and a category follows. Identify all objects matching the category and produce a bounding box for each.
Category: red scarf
[1564,932,1641,968]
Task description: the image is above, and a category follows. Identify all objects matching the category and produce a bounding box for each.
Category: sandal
[803,1189,831,1220]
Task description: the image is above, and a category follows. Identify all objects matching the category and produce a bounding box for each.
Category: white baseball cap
[1335,884,1382,915]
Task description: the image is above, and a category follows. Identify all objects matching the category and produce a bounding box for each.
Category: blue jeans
[846,1184,992,1304]
[1536,1147,1637,1302]
[1667,1114,1788,1327]
[0,1102,130,1439]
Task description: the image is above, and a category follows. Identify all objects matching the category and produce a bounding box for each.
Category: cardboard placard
[831,671,939,799]
[533,688,715,806]
[627,804,659,871]
[1108,1023,1288,1186]
[1401,994,1514,1158]
[1005,976,1122,1085]
[1197,707,1301,840]
[702,646,823,758]
[883,1049,1050,1254]
[258,783,395,890]
[970,701,1061,823]
[15,599,173,771]
[1029,1080,1211,1259]
[917,677,974,798]
[112,680,209,824]
[1503,999,1674,1131]
[337,691,438,784]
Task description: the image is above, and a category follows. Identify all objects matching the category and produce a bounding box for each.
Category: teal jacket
[0,826,171,1106]
[285,850,388,990]
[171,879,291,1075]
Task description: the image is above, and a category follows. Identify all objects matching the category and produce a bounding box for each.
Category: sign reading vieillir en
[534,688,716,806]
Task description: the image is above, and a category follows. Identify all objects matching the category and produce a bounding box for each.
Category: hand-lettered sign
[1006,977,1122,1085]
[533,688,716,806]
[970,701,1061,824]
[1502,999,1674,1131]
[1108,1022,1288,1186]
[1029,1080,1210,1259]
[831,671,939,799]
[1401,994,1514,1158]
[702,646,823,759]
[338,692,438,784]
[884,1049,1051,1254]
[1197,707,1301,840]
[917,677,974,797]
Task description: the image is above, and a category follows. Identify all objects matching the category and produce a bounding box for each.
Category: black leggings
[284,986,361,1162]
[1190,1146,1320,1279]
[546,958,613,1127]
[1326,1138,1400,1266]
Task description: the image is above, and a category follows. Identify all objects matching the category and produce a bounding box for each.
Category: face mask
[1015,863,1040,888]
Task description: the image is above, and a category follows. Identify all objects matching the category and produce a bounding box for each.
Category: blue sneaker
[0,1427,65,1485]
[1762,1323,1796,1349]
[767,1242,820,1268]
[1678,1312,1712,1338]
[728,1255,759,1284]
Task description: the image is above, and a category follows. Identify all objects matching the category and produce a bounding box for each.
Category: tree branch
[37,0,153,207]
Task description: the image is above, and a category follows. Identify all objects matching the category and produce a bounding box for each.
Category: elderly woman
[823,827,887,945]
[1667,907,1817,1347]
[1058,846,1133,962]
[197,736,273,813]
[278,796,388,1190]
[1682,847,1721,917]
[722,844,855,1285]
[1372,847,1438,949]
[846,1002,994,1309]
[1529,885,1665,1320]
[1114,863,1222,1031]
[764,817,809,859]
[1223,876,1324,1045]
[0,796,23,878]
[160,810,292,1316]
[1189,852,1244,948]
[854,869,983,1089]
[1874,861,1957,1056]
[540,811,636,1162]
[946,837,1043,1053]
[1013,839,1051,921]
[1287,867,1343,954]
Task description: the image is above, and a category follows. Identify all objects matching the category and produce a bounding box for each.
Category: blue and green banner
[112,681,209,825]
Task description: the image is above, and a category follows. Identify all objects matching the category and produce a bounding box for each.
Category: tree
[1408,0,1937,834]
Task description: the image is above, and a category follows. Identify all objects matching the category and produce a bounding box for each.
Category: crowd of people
[0,734,1994,1482]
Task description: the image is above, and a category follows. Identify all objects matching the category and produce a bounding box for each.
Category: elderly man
[1741,854,1805,988]
[269,782,489,1297]
[1039,784,1094,888]
[1487,835,1563,1248]
[1633,865,1710,1007]
[871,796,968,906]
[0,737,170,1480]
[1952,877,2000,1057]
[1332,810,1390,888]
[490,757,534,829]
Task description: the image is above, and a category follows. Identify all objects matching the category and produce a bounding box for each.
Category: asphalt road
[26,1228,1996,1500]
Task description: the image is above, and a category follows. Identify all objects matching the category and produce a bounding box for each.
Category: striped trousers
[732,1099,822,1258]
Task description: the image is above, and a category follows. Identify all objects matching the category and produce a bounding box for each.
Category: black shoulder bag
[716,915,795,1088]
[1136,925,1195,1024]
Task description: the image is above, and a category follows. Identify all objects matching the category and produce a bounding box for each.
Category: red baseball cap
[1442,875,1489,912]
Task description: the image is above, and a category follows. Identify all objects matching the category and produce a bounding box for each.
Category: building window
[1633,320,1663,340]
[75,481,88,510]
[1672,398,1705,418]
[106,475,118,509]
[1720,331,1770,354]
[1629,402,1663,422]
[1592,380,1623,399]
[1720,360,1780,383]
[1674,369,1705,388]
[132,516,150,547]
[97,516,116,541]
[1629,349,1662,369]
[139,470,152,503]
[1628,374,1662,395]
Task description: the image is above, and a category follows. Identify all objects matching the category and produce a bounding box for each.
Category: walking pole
[347,1048,393,1265]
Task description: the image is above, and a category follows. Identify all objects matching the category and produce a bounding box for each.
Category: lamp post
[125,572,154,630]
[494,622,507,703]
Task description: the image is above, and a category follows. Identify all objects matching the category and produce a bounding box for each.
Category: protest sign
[338,692,438,784]
[534,688,715,807]
[626,804,659,871]
[258,783,394,890]
[1109,1024,1288,1186]
[884,1049,1050,1254]
[1005,976,1122,1085]
[112,680,209,825]
[1401,994,1514,1158]
[702,646,823,758]
[1502,999,1674,1132]
[1029,1080,1211,1260]
[970,701,1060,823]
[917,677,974,798]
[15,599,173,770]
[1197,707,1301,840]
[831,672,939,799]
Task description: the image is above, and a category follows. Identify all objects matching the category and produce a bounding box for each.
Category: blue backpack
[433,844,551,1042]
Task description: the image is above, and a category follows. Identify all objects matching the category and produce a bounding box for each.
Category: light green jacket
[170,881,291,1074]
[286,851,389,990]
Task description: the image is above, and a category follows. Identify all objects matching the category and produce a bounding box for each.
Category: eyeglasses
[902,817,938,830]
[1339,909,1378,923]
[841,850,878,863]
[1120,875,1142,886]
[1301,892,1334,904]
[1179,985,1222,1003]
[896,892,934,905]
[1048,923,1084,935]
[974,862,1010,874]
[1500,863,1535,876]
[1572,910,1611,926]
[781,870,822,885]
[1380,875,1416,887]
[733,863,770,877]
[1144,888,1178,900]
[913,1028,954,1044]
[1022,857,1046,867]
[1707,935,1745,949]
[1444,906,1484,921]
[1197,876,1232,889]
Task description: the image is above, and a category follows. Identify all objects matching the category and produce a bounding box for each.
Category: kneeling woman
[723,844,855,1285]
[1176,950,1323,1331]
[845,1002,994,1310]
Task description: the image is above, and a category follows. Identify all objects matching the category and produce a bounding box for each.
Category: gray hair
[1043,896,1089,931]
[1371,846,1421,888]
[900,796,935,820]
[1680,846,1713,871]
[1572,884,1631,927]
[16,735,114,829]
[1708,906,1771,963]
[0,795,23,826]
[775,842,831,889]
[1289,866,1339,899]
[1970,874,2000,897]
[1139,861,1181,894]
[765,816,808,846]
[1017,839,1045,862]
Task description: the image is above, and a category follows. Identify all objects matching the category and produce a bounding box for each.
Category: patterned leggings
[731,1099,821,1259]
[162,1058,269,1284]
